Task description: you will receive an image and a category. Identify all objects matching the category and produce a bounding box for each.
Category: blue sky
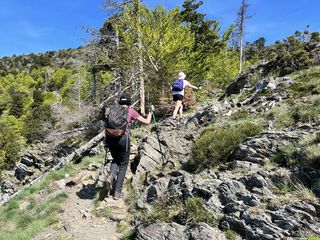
[0,0,319,57]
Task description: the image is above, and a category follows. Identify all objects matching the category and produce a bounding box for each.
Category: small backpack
[104,105,128,138]
[172,79,184,91]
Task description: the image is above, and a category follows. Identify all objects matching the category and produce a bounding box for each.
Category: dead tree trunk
[0,131,105,206]
[236,0,252,74]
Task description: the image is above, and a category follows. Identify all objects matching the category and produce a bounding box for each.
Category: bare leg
[173,100,182,119]
[179,103,183,119]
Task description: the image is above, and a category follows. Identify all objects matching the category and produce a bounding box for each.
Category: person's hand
[148,105,155,113]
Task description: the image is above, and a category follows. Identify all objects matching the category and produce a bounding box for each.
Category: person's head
[178,72,186,80]
[118,94,132,106]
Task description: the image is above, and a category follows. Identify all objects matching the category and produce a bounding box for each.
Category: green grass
[230,109,251,121]
[291,104,320,123]
[93,207,112,218]
[225,229,239,240]
[117,221,136,240]
[289,67,320,97]
[188,121,262,171]
[0,192,67,240]
[273,134,320,170]
[145,195,217,227]
[0,153,104,240]
[264,106,293,129]
[308,237,320,240]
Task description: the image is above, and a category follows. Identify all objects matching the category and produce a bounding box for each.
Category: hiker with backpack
[103,94,154,200]
[172,72,202,120]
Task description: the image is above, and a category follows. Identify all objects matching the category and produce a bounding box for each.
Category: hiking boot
[98,176,113,201]
[105,179,112,193]
[168,118,177,126]
[113,192,123,200]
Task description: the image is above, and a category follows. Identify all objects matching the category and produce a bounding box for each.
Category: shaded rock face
[225,59,294,97]
[132,118,320,239]
[225,61,280,96]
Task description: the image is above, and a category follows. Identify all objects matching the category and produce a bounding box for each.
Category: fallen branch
[0,131,105,206]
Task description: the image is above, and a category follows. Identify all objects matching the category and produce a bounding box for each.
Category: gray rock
[136,222,227,240]
[229,160,261,170]
[218,180,246,205]
[290,202,317,216]
[226,75,249,96]
[14,164,34,181]
[136,222,188,240]
[187,223,227,240]
[239,193,259,206]
[20,154,34,167]
[241,174,269,189]
[193,179,222,199]
[205,195,224,217]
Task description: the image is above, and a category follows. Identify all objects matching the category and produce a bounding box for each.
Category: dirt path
[33,166,130,240]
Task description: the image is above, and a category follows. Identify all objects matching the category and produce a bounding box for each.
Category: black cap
[118,94,132,105]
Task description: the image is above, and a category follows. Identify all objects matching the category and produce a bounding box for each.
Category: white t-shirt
[172,79,189,96]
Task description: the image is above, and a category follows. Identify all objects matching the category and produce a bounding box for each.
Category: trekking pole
[151,111,166,166]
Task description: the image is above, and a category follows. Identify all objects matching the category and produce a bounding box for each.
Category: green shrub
[146,195,217,227]
[230,109,250,121]
[308,237,320,240]
[291,105,320,123]
[225,229,239,240]
[272,136,320,170]
[272,143,305,167]
[0,116,26,170]
[305,145,320,169]
[265,107,293,129]
[188,122,262,171]
[289,67,320,97]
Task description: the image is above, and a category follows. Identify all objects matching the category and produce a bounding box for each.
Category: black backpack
[104,105,128,137]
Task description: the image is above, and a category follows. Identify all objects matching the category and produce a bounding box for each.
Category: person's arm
[136,105,155,125]
[185,80,202,90]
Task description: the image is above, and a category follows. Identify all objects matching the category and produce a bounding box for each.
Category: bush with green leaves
[188,121,262,171]
[0,115,25,170]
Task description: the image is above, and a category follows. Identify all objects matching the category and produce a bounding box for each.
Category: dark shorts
[173,94,184,101]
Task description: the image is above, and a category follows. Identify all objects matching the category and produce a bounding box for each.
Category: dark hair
[118,94,132,105]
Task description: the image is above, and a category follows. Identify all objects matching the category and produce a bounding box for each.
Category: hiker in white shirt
[172,72,201,120]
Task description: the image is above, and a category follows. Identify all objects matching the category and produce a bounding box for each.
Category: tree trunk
[139,37,145,114]
[136,0,145,114]
[78,74,81,109]
[239,30,243,74]
[92,71,97,106]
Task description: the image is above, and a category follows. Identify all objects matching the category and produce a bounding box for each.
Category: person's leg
[100,137,121,200]
[179,102,183,119]
[114,135,130,198]
[105,138,121,181]
[173,100,182,119]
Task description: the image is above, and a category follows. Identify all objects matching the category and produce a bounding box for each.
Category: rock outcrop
[128,77,320,239]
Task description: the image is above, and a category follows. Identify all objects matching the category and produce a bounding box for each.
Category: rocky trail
[32,155,133,240]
